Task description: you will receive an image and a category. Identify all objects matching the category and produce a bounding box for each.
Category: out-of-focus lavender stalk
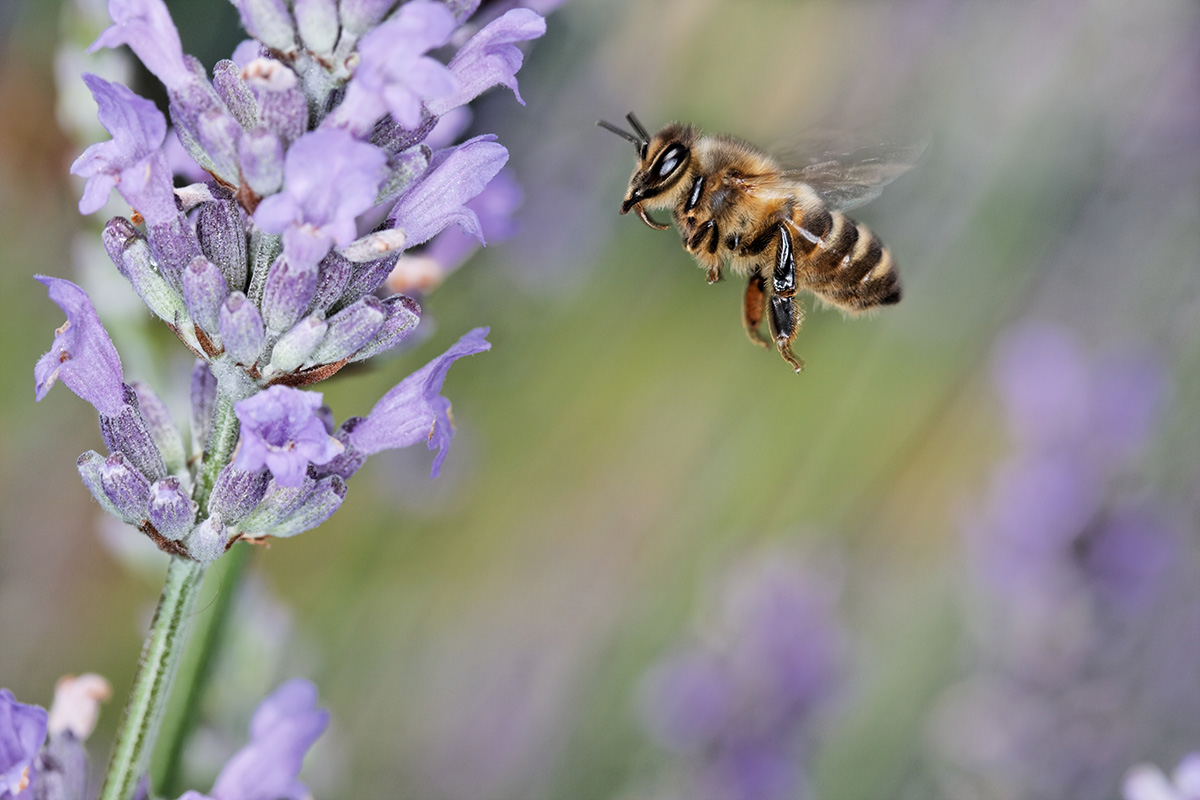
[632,553,843,800]
[930,320,1200,800]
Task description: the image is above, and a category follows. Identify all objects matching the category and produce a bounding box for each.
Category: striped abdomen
[791,203,901,311]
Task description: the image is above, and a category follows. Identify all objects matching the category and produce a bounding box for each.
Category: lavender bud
[196,190,249,291]
[310,295,385,365]
[77,450,131,522]
[262,257,319,334]
[236,0,298,52]
[212,59,259,129]
[186,513,227,563]
[102,218,188,325]
[338,229,407,263]
[192,105,245,184]
[33,728,90,800]
[219,292,267,366]
[244,59,307,146]
[130,381,187,475]
[99,385,168,483]
[191,360,218,451]
[238,473,315,532]
[182,256,230,336]
[294,0,339,55]
[339,0,397,37]
[335,253,398,308]
[208,465,270,525]
[268,314,329,374]
[99,452,152,523]
[308,251,354,316]
[247,229,283,305]
[239,127,285,198]
[376,146,431,206]
[147,477,197,541]
[349,294,421,362]
[267,476,346,538]
[145,214,202,289]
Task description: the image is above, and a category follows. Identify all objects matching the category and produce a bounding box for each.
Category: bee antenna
[625,112,651,142]
[597,119,644,148]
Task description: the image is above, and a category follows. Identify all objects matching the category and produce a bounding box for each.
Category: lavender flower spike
[70,75,178,226]
[233,386,343,487]
[388,136,508,247]
[34,276,125,417]
[427,8,547,116]
[178,679,328,800]
[89,0,192,91]
[0,689,48,799]
[350,327,491,477]
[253,129,389,269]
[327,0,458,133]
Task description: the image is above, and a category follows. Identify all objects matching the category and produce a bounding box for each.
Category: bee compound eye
[655,145,686,179]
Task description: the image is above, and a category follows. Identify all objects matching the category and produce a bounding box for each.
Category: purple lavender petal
[388,136,508,247]
[349,327,490,477]
[34,276,125,417]
[89,0,192,90]
[233,387,344,487]
[426,8,546,116]
[253,130,389,269]
[70,75,177,226]
[209,679,328,800]
[327,1,458,133]
[0,689,48,799]
[415,169,523,277]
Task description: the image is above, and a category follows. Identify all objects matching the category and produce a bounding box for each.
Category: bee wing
[775,135,929,212]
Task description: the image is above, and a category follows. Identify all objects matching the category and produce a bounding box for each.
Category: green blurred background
[2,0,1199,798]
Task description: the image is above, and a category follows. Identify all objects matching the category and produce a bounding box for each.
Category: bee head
[598,113,696,230]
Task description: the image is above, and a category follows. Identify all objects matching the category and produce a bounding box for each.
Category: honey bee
[599,113,921,373]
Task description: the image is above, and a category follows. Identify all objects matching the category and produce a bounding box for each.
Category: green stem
[155,544,251,796]
[195,393,240,515]
[97,556,208,800]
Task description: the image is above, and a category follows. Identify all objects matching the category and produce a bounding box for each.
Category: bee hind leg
[742,273,771,349]
[768,294,806,373]
[768,223,805,372]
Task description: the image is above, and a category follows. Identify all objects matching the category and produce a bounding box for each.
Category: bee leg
[742,273,771,349]
[768,223,805,372]
[686,219,715,251]
[768,295,806,373]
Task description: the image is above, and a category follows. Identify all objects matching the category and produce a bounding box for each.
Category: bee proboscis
[599,113,921,373]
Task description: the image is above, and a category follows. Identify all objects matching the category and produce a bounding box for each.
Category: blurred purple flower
[70,75,177,226]
[636,553,841,800]
[233,386,343,487]
[348,327,491,477]
[388,135,508,247]
[0,689,47,800]
[34,276,125,417]
[178,679,328,800]
[330,0,458,132]
[89,0,192,91]
[933,319,1192,800]
[426,8,546,116]
[253,129,389,269]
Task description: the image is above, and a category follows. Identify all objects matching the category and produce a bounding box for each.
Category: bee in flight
[598,113,921,373]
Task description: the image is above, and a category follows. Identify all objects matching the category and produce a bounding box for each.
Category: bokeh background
[2,0,1199,798]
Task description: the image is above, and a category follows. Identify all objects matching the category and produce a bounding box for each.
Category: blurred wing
[775,135,929,212]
